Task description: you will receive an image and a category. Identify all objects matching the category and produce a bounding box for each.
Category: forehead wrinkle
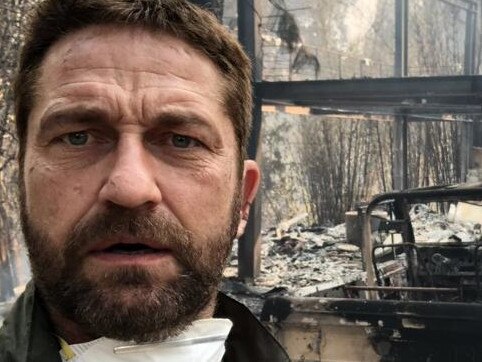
[41,24,222,83]
[56,41,199,82]
[50,66,219,102]
[37,25,227,112]
[37,93,115,123]
[38,103,112,134]
[60,67,174,78]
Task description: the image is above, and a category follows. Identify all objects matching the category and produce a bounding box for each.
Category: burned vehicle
[261,183,482,362]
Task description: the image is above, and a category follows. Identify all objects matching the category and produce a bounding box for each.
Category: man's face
[21,25,259,342]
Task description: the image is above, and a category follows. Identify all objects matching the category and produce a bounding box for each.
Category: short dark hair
[15,0,252,169]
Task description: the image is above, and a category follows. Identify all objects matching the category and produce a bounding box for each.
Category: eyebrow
[37,106,223,142]
[151,110,223,140]
[38,105,110,135]
[152,110,215,129]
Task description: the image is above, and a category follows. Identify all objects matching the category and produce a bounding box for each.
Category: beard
[21,192,241,343]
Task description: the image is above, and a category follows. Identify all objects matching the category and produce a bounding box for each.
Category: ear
[236,160,261,238]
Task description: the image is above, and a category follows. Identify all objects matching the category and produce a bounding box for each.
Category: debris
[297,275,361,297]
[276,212,309,237]
[409,204,480,244]
[336,243,360,253]
[227,223,365,295]
[226,203,480,297]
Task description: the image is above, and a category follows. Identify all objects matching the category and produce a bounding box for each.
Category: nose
[99,137,162,209]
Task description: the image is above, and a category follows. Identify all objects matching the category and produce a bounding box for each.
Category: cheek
[26,165,63,216]
[24,162,89,242]
[163,166,237,234]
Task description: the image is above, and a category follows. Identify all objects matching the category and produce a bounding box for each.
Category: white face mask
[60,319,233,362]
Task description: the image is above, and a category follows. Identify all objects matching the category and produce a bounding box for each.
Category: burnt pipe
[325,299,482,332]
[326,299,482,361]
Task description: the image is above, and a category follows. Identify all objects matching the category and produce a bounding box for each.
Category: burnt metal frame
[473,244,482,295]
[260,294,482,361]
[362,183,482,299]
[255,75,482,114]
[372,243,422,288]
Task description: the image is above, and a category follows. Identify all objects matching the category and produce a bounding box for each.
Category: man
[0,0,289,361]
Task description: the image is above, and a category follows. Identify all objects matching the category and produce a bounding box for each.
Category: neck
[48,307,95,344]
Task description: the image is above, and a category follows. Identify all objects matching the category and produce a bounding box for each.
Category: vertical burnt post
[393,0,409,191]
[394,0,408,78]
[461,2,478,181]
[361,208,377,300]
[237,0,263,281]
[459,120,473,183]
[464,1,477,76]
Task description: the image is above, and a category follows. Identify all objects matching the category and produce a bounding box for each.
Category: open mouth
[102,243,163,255]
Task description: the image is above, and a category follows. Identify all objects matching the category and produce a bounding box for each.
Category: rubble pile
[227,223,365,295]
[409,204,481,244]
[225,200,481,300]
[226,203,481,296]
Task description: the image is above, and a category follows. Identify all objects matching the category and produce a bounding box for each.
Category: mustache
[65,206,196,260]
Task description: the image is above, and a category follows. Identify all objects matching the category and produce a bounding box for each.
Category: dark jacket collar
[215,293,290,362]
[0,283,61,362]
[0,283,289,362]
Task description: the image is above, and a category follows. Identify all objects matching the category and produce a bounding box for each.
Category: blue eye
[66,132,89,146]
[172,134,196,148]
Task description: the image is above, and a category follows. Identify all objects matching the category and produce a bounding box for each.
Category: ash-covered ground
[409,204,480,244]
[223,204,481,303]
[222,222,366,314]
[225,222,365,297]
